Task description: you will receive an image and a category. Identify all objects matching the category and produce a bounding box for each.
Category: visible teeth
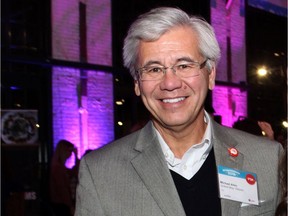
[162,97,185,103]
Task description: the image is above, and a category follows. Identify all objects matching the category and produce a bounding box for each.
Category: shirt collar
[155,111,213,165]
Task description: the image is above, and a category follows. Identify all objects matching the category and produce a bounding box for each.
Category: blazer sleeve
[74,157,105,216]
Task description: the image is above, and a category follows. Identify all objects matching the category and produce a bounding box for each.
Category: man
[75,7,282,216]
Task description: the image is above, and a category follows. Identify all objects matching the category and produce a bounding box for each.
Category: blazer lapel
[212,121,244,216]
[131,122,186,216]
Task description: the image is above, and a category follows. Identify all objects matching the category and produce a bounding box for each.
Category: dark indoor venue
[1,0,287,215]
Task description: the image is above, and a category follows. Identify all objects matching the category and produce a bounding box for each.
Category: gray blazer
[75,120,282,216]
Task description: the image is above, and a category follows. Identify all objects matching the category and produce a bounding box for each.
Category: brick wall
[86,0,112,65]
[210,0,247,127]
[213,85,247,127]
[52,67,81,148]
[51,0,113,165]
[211,0,246,83]
[211,0,247,126]
[52,0,80,61]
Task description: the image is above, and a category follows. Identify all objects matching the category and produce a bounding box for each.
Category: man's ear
[134,80,141,96]
[208,67,216,90]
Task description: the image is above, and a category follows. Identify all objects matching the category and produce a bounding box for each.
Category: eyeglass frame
[136,59,208,81]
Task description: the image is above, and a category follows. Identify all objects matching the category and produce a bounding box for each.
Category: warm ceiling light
[257,67,267,77]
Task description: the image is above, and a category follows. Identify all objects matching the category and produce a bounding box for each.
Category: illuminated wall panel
[86,1,112,65]
[86,71,114,150]
[52,68,114,167]
[52,67,81,148]
[211,0,246,83]
[52,0,113,167]
[213,85,247,127]
[211,0,247,126]
[52,0,111,64]
[52,0,80,61]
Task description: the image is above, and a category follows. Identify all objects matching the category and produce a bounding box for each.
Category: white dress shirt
[156,111,212,180]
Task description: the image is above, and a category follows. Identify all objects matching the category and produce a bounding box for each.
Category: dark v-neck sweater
[170,149,222,216]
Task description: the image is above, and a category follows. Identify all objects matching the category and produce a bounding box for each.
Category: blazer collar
[131,122,186,216]
[211,120,244,216]
[211,120,244,169]
[132,120,244,216]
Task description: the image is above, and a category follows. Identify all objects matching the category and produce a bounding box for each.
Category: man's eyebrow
[142,57,197,67]
[142,60,162,67]
[175,57,196,63]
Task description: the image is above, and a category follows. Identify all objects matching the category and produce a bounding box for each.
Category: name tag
[217,165,259,205]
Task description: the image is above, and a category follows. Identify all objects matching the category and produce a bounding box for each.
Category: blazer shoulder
[213,122,282,153]
[83,130,141,163]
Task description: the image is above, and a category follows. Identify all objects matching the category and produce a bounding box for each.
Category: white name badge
[217,165,259,205]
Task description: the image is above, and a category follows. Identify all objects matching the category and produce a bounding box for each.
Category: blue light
[10,86,21,90]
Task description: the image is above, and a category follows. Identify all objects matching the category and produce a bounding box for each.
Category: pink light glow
[52,0,112,168]
[212,85,247,127]
[53,68,114,168]
[226,0,234,10]
[79,96,89,158]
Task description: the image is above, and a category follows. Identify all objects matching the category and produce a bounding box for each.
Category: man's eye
[147,67,162,73]
[177,64,192,70]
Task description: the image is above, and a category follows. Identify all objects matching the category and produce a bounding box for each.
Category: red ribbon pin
[228,147,238,157]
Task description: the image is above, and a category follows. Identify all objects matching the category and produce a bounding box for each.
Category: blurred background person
[233,117,263,136]
[49,140,79,216]
[258,121,275,140]
[233,117,285,144]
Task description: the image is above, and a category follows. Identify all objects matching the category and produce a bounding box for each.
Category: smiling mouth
[162,97,186,103]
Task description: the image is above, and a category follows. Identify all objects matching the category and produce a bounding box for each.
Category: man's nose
[160,67,183,90]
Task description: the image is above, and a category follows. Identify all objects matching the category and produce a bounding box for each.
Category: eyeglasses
[137,59,208,81]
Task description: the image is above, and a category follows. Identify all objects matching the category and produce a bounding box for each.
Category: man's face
[134,26,216,130]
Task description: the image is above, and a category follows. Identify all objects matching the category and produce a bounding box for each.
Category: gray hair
[123,7,221,80]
